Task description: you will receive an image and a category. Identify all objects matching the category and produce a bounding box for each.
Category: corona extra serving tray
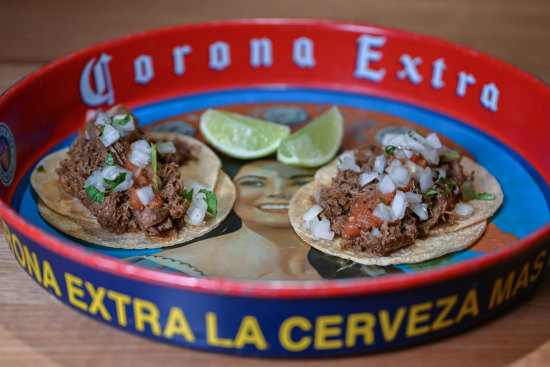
[0,20,549,357]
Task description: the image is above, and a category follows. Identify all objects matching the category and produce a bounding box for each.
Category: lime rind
[200,109,290,159]
[277,106,344,167]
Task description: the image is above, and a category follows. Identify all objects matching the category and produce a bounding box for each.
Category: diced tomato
[129,189,144,211]
[344,192,395,237]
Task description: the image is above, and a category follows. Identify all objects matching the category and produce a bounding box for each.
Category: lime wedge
[277,106,343,167]
[200,109,290,159]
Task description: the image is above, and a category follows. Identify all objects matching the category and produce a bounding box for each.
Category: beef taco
[31,105,236,249]
[289,129,503,265]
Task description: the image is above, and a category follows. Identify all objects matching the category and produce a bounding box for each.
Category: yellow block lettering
[23,246,42,283]
[345,312,376,347]
[456,288,479,323]
[64,273,88,311]
[42,260,61,297]
[530,250,547,282]
[489,271,516,309]
[512,262,530,297]
[314,315,343,350]
[406,301,433,337]
[379,307,406,342]
[279,316,312,352]
[432,295,457,331]
[206,312,233,348]
[133,298,161,336]
[234,316,267,350]
[107,290,131,327]
[85,282,111,321]
[11,233,25,267]
[163,307,195,342]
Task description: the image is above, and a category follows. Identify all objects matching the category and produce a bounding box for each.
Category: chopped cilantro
[426,189,439,196]
[37,165,45,172]
[439,177,456,186]
[86,186,105,203]
[182,189,193,201]
[414,129,423,136]
[150,142,159,192]
[441,187,454,195]
[112,114,131,126]
[104,153,115,166]
[475,192,496,200]
[379,197,388,205]
[199,189,218,217]
[460,182,495,201]
[103,172,127,192]
[385,145,396,155]
[441,152,460,160]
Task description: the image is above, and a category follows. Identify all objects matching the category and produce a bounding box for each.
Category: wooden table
[1,1,549,366]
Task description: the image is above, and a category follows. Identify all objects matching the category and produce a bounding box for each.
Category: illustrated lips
[256,203,289,213]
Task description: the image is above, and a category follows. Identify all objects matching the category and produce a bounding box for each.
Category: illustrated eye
[239,180,265,187]
[292,179,312,187]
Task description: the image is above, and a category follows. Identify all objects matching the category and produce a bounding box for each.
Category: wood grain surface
[0,0,549,366]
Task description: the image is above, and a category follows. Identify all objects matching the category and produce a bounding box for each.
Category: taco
[289,129,503,265]
[31,105,236,249]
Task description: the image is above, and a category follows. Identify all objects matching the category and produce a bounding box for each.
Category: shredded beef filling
[318,145,471,256]
[56,115,194,237]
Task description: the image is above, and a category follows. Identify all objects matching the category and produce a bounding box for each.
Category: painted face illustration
[233,160,315,228]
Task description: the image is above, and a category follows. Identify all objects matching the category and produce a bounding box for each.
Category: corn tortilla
[38,171,235,249]
[289,155,502,265]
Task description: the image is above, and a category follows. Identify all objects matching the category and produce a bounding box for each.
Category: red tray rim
[2,18,550,299]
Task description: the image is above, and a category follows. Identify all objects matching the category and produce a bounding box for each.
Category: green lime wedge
[277,106,343,167]
[200,109,290,159]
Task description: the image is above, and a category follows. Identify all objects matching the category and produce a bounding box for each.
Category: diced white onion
[372,227,383,238]
[310,216,335,240]
[359,172,378,186]
[426,132,442,149]
[102,165,133,192]
[395,149,413,161]
[391,190,408,221]
[303,204,323,222]
[184,181,212,200]
[386,159,410,188]
[436,167,447,179]
[405,192,422,203]
[419,167,434,193]
[455,203,474,218]
[381,132,399,146]
[94,111,110,126]
[111,175,134,193]
[374,155,387,174]
[156,141,176,154]
[406,160,420,177]
[421,147,440,165]
[410,202,429,220]
[315,187,322,204]
[390,134,426,152]
[185,197,208,226]
[129,140,152,167]
[373,203,395,222]
[86,109,97,122]
[338,152,360,172]
[99,124,121,147]
[408,130,427,144]
[136,185,155,206]
[112,114,135,132]
[84,169,106,192]
[377,174,396,194]
[85,165,133,194]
